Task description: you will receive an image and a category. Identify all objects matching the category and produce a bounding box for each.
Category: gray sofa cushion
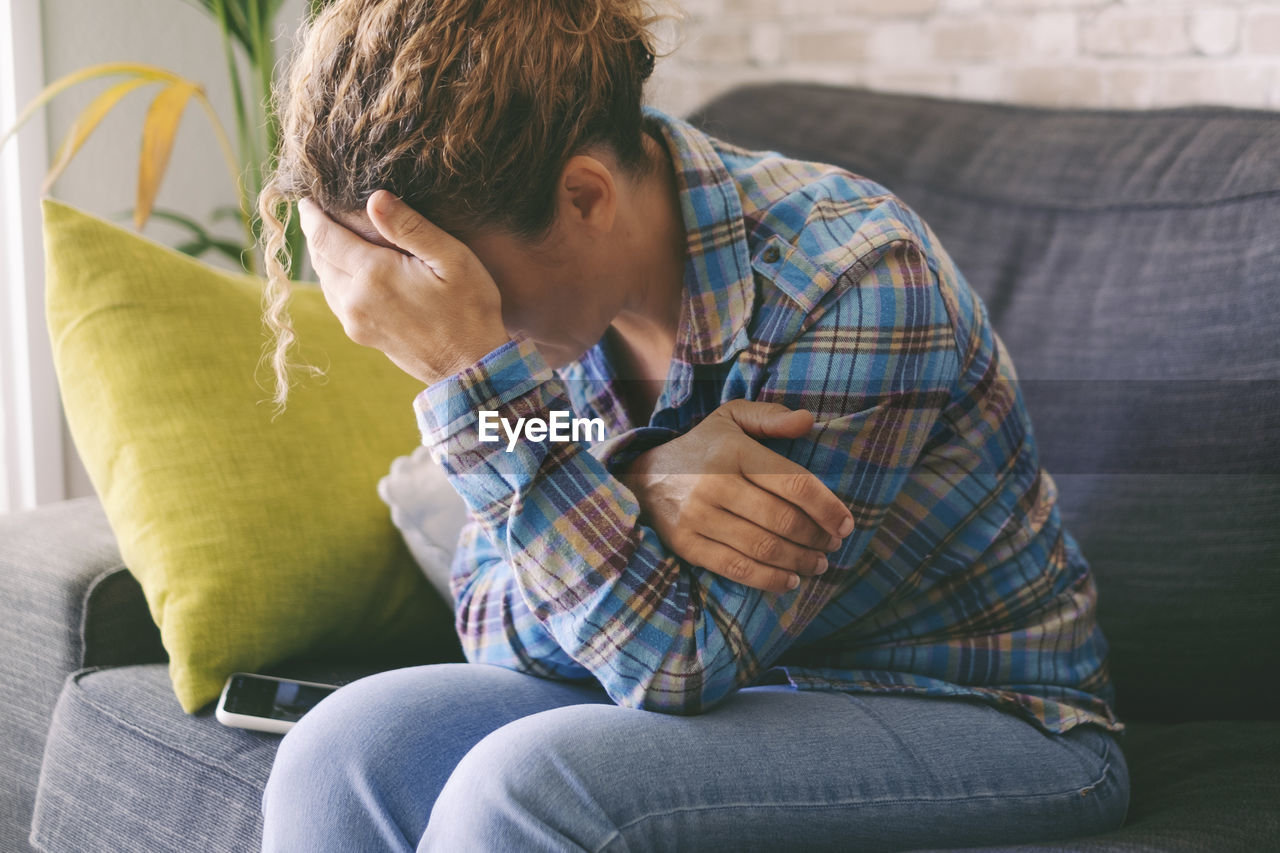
[1104,720,1280,851]
[691,83,1280,724]
[0,497,164,853]
[30,663,386,853]
[922,720,1280,852]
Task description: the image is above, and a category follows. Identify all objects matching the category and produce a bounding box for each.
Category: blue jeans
[260,663,1129,852]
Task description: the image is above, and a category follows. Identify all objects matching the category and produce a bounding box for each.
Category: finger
[719,481,844,552]
[736,446,854,539]
[699,507,829,575]
[308,253,351,313]
[366,190,460,277]
[305,235,347,285]
[686,535,801,594]
[297,197,367,276]
[720,400,815,439]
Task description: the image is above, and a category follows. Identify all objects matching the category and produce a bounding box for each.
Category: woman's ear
[558,154,617,235]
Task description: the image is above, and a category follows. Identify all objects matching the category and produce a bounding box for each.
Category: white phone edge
[215,672,340,735]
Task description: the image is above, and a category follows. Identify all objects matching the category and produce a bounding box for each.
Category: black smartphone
[215,672,339,734]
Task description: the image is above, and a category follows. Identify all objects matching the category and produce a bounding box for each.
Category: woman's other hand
[297,190,510,386]
[618,401,855,594]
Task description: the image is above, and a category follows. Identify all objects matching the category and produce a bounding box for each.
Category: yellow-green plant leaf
[0,54,252,269]
[0,63,181,149]
[43,77,154,195]
[135,81,201,231]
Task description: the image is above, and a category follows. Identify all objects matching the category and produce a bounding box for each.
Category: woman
[257,1,1130,850]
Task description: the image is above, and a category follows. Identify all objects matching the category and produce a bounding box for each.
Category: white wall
[645,0,1280,118]
[37,0,306,502]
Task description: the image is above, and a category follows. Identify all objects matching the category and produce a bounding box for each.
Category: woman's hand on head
[297,190,510,386]
[618,400,855,594]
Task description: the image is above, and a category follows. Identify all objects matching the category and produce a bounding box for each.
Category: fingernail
[816,557,828,575]
[787,574,800,590]
[827,536,842,551]
[839,517,855,538]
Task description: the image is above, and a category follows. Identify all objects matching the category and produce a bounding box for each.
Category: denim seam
[593,743,1114,853]
[1073,735,1114,797]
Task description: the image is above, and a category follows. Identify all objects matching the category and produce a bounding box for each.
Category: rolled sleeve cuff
[413,335,552,448]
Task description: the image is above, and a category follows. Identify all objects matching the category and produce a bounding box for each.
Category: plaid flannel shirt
[413,105,1123,736]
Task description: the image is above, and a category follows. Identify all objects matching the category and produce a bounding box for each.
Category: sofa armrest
[0,496,165,853]
[0,495,165,673]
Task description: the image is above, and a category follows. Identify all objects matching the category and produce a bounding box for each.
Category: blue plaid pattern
[413,106,1122,735]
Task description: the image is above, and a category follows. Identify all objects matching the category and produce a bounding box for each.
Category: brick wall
[645,0,1280,116]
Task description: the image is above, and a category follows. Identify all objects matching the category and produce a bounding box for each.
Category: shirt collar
[642,105,756,366]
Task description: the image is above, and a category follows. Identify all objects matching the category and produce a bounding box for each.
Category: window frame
[1,0,65,513]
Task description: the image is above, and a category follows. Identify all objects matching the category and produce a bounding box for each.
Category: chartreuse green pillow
[43,199,456,713]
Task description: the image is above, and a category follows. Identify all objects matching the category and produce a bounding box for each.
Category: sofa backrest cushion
[691,83,1280,723]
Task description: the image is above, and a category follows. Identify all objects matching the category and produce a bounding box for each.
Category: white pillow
[377,445,470,610]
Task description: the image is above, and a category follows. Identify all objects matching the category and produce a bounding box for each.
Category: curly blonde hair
[257,0,667,415]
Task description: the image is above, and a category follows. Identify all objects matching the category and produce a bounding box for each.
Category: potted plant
[1,0,330,275]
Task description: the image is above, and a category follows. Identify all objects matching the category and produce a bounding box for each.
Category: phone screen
[224,675,337,722]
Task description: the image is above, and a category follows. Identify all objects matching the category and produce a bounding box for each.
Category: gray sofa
[3,83,1278,852]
